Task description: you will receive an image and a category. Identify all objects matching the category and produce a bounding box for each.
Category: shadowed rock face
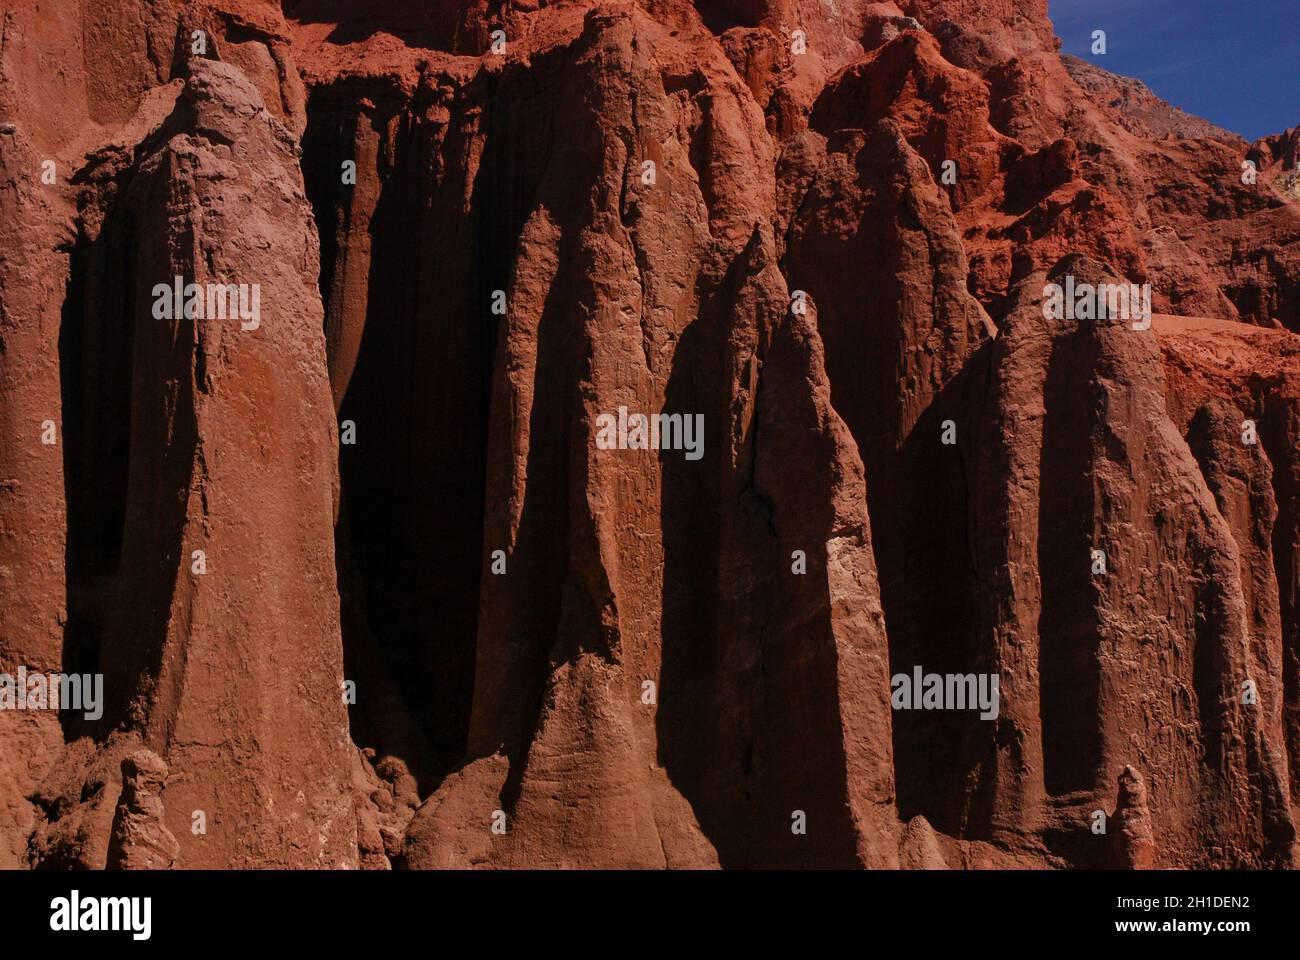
[0,0,1297,869]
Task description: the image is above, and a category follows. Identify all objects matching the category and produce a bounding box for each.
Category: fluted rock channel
[1,0,1298,869]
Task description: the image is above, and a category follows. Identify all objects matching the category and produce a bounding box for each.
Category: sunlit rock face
[0,0,1296,869]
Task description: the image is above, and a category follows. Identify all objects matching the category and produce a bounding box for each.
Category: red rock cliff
[0,0,1297,869]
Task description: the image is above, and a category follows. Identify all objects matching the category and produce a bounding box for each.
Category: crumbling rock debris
[0,0,1298,870]
[1108,766,1157,870]
[107,750,181,870]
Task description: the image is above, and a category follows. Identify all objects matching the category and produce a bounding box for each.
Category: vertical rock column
[981,257,1294,866]
[1261,390,1300,824]
[780,116,994,837]
[403,3,900,868]
[56,59,356,868]
[0,105,72,870]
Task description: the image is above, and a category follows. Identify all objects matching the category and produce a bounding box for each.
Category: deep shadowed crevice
[655,278,731,858]
[57,240,115,742]
[300,77,508,783]
[691,1,770,35]
[283,0,471,51]
[57,151,200,741]
[876,375,989,837]
[1037,330,1104,796]
[57,214,133,742]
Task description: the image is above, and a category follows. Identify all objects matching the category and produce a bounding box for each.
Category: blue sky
[1049,0,1299,140]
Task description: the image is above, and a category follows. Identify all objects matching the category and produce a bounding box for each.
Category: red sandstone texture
[0,0,1297,869]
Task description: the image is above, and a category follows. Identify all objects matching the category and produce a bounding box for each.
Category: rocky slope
[0,0,1297,869]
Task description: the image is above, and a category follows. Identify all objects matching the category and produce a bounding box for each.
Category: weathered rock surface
[107,749,181,869]
[0,0,1297,869]
[1108,765,1157,869]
